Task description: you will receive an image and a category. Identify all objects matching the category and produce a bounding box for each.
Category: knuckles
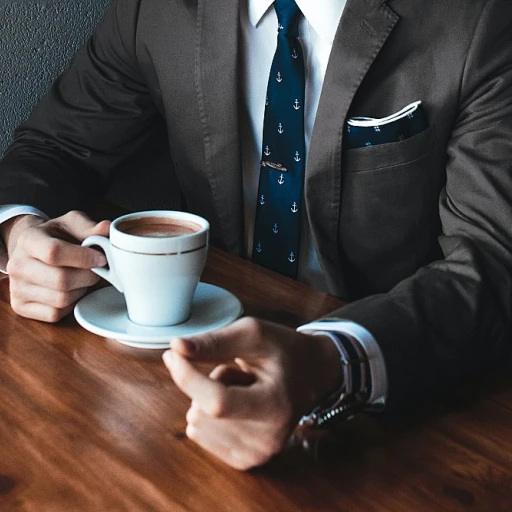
[14,228,31,252]
[238,316,264,334]
[206,393,230,419]
[9,296,24,316]
[39,239,64,266]
[185,423,198,442]
[230,449,274,472]
[7,256,71,292]
[52,290,74,309]
[9,298,64,324]
[61,210,87,225]
[184,403,289,471]
[186,406,202,425]
[237,316,266,346]
[186,394,230,420]
[44,308,65,324]
[5,255,23,277]
[248,450,274,469]
[53,270,73,292]
[264,437,285,459]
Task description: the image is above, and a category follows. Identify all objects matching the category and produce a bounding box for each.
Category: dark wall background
[0,0,180,212]
[0,0,110,154]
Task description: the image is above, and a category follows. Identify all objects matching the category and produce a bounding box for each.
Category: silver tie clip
[261,160,288,172]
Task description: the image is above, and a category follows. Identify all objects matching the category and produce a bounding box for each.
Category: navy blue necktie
[252,0,305,279]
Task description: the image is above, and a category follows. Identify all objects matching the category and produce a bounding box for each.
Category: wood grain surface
[0,248,511,512]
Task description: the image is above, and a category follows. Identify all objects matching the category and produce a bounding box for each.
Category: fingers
[163,350,264,418]
[15,226,107,270]
[163,320,309,470]
[185,406,275,471]
[209,364,256,386]
[47,210,110,242]
[10,281,90,310]
[11,210,109,270]
[8,248,102,323]
[164,350,225,407]
[6,211,110,323]
[87,219,111,238]
[170,317,271,362]
[185,418,254,470]
[8,257,101,290]
[9,267,95,322]
[1,214,46,256]
[11,301,77,323]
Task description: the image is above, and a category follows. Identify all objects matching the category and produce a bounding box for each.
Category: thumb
[51,211,110,242]
[170,317,269,363]
[89,219,111,238]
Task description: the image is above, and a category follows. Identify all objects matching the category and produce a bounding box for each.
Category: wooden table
[1,248,511,511]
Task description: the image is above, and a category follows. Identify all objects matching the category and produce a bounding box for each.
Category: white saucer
[74,282,243,349]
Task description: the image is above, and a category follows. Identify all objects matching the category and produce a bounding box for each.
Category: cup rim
[110,210,209,255]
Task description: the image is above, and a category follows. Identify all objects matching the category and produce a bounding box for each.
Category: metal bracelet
[299,332,370,428]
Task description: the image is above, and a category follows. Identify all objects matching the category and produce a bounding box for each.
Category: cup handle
[81,235,124,293]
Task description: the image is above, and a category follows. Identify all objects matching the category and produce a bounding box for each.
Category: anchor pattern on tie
[252,0,305,279]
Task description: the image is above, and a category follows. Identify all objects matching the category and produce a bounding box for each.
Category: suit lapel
[305,0,399,296]
[196,0,244,253]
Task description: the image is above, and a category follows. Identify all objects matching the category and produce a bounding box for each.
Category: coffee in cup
[82,210,209,327]
[116,216,201,238]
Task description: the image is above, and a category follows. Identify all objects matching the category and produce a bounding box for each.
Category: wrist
[305,333,344,410]
[301,332,370,428]
[0,214,44,255]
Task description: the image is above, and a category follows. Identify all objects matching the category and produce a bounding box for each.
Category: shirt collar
[247,0,346,44]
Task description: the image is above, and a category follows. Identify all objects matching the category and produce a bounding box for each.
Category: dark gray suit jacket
[1,0,511,407]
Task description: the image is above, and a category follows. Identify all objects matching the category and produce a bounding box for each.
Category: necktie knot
[274,0,302,37]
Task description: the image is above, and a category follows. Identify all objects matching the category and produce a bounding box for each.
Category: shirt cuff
[0,205,49,274]
[297,320,388,406]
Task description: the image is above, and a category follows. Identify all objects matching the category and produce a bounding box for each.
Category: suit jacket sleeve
[328,0,512,408]
[0,0,157,217]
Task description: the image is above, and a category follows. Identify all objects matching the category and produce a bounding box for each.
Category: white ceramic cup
[82,210,209,327]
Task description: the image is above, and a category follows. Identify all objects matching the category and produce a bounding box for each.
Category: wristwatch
[300,332,370,428]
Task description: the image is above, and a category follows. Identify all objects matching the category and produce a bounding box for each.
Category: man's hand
[163,317,342,470]
[2,211,109,322]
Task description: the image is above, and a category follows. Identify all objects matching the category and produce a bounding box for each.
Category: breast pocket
[339,125,442,296]
[343,124,437,172]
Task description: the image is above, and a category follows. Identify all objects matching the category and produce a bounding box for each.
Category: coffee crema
[118,216,202,238]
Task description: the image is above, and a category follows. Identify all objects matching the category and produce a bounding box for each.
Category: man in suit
[0,0,511,470]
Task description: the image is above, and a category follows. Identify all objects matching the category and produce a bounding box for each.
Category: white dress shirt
[0,0,387,404]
